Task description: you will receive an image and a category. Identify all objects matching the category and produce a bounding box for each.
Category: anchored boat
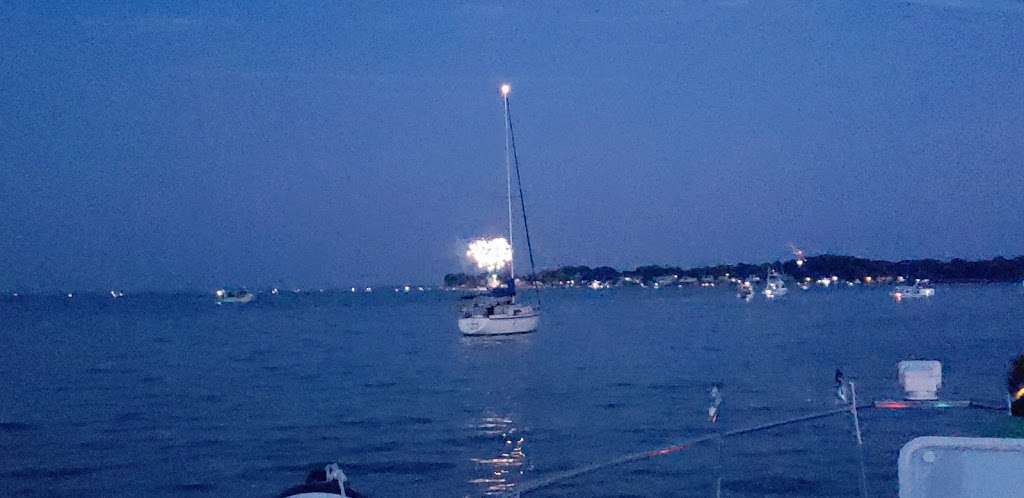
[762,269,788,298]
[457,84,541,336]
[891,279,935,299]
[736,280,755,301]
[215,289,254,304]
[459,279,540,335]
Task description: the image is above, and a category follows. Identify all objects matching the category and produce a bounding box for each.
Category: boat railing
[501,379,1006,497]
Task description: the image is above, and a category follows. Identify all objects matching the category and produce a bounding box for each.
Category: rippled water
[2,285,1023,497]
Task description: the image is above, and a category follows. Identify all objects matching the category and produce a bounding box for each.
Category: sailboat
[458,84,541,336]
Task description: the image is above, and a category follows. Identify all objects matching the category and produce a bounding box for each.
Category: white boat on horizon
[458,84,540,336]
[763,269,788,298]
[215,289,254,304]
[891,279,935,299]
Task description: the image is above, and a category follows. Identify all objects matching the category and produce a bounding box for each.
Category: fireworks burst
[467,237,513,273]
[789,243,807,267]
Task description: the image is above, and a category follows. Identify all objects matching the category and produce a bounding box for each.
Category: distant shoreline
[444,254,1024,288]
[4,254,1022,296]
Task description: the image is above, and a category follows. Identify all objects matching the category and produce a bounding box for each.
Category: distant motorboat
[215,289,254,304]
[891,280,935,300]
[655,275,679,287]
[763,269,788,298]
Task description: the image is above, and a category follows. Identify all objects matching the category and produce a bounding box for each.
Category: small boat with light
[736,281,755,301]
[762,269,787,298]
[890,279,935,299]
[679,276,699,285]
[215,289,254,304]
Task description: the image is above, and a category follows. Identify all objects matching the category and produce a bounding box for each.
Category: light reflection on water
[458,334,533,495]
[468,414,527,495]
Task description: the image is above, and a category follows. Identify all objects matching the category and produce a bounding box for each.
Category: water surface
[2,285,1022,496]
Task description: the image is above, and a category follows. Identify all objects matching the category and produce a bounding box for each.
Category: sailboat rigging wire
[504,96,541,305]
[503,95,515,281]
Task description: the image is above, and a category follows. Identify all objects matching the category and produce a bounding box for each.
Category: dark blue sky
[2,1,1022,291]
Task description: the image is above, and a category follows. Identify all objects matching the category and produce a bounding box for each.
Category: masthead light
[500,83,511,96]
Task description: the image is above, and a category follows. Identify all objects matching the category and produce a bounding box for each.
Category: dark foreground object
[277,464,365,498]
[1007,354,1024,416]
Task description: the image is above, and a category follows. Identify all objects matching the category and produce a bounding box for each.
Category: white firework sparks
[789,243,807,267]
[467,237,513,273]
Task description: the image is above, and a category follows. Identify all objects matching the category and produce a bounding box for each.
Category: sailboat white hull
[459,312,539,336]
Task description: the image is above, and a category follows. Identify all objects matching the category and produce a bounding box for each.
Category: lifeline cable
[968,400,1007,412]
[505,399,1007,495]
[504,399,1006,496]
[507,404,871,496]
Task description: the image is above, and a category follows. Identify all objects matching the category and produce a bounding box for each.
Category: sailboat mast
[502,85,515,282]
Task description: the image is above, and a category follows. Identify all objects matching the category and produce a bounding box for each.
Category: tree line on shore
[444,254,1024,288]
